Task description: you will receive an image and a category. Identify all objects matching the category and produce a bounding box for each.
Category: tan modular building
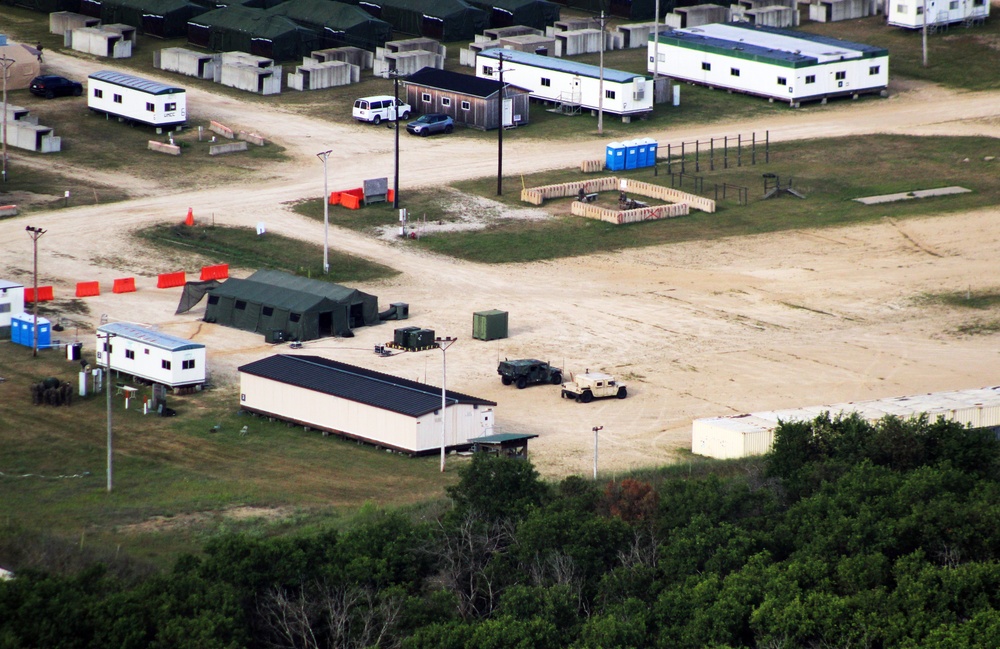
[692,385,1000,459]
[238,355,497,455]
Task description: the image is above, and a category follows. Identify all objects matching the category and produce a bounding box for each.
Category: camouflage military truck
[561,372,627,402]
[497,359,563,389]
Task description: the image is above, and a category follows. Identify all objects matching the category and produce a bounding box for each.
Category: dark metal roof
[405,67,515,99]
[469,433,539,443]
[238,354,496,418]
[88,70,185,95]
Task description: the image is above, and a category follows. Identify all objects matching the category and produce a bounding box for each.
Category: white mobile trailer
[648,23,889,105]
[96,322,206,388]
[87,70,187,128]
[475,48,653,116]
[887,0,989,28]
[0,280,25,331]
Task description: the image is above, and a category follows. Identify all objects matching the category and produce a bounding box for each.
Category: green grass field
[291,134,1000,263]
[0,344,456,568]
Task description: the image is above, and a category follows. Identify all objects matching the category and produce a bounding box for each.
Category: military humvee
[497,359,563,389]
[561,372,627,402]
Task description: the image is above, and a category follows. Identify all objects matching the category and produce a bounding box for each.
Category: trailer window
[805,75,816,84]
[482,65,494,77]
[94,89,103,98]
[869,65,880,75]
[162,360,172,370]
[835,71,846,80]
[701,62,711,71]
[896,3,906,12]
[182,359,196,370]
[146,102,154,112]
[125,349,135,359]
[0,304,9,314]
[605,89,616,99]
[113,94,123,104]
[541,77,551,87]
[730,68,740,77]
[777,77,787,85]
[949,0,958,8]
[461,100,470,110]
[165,103,176,111]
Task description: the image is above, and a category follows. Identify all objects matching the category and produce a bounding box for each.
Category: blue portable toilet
[624,139,639,170]
[635,140,648,168]
[644,138,658,167]
[605,142,625,171]
[11,312,51,348]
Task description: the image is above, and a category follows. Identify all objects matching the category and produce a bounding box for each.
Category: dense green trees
[2,416,999,647]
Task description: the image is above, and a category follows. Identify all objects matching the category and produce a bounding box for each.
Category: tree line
[2,413,999,648]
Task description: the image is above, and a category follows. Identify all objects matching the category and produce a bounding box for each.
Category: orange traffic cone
[184,207,194,226]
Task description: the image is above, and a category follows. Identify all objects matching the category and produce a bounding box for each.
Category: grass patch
[137,224,398,283]
[956,320,1000,335]
[920,288,1000,310]
[0,343,456,567]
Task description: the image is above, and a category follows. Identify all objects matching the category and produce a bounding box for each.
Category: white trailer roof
[662,22,887,66]
[98,322,204,352]
[0,279,24,290]
[478,48,650,83]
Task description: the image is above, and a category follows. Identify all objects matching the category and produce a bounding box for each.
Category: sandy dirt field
[3,52,1000,479]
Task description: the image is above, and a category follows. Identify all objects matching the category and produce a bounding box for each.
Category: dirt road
[4,52,1000,478]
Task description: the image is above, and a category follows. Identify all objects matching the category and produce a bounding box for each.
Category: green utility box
[473,310,508,341]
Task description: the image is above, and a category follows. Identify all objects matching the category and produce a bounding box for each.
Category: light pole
[497,51,504,196]
[99,330,116,493]
[392,71,401,208]
[25,226,46,357]
[597,10,606,136]
[316,150,332,274]
[592,425,603,480]
[1,55,12,182]
[435,336,457,472]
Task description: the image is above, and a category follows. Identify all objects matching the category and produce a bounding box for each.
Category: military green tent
[268,0,393,51]
[2,0,78,13]
[187,5,314,60]
[203,270,379,341]
[559,0,657,19]
[466,0,560,29]
[345,0,488,41]
[92,0,208,37]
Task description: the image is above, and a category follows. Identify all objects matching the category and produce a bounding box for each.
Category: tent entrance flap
[319,312,333,337]
[349,303,365,329]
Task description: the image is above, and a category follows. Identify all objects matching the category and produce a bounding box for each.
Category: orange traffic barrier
[341,193,361,210]
[200,264,229,281]
[328,191,341,205]
[113,277,136,294]
[184,207,194,226]
[157,271,186,289]
[25,286,54,302]
[75,281,101,297]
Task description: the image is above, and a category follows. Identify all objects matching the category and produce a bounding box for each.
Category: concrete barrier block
[209,120,235,139]
[148,140,181,155]
[237,130,266,146]
[209,141,248,156]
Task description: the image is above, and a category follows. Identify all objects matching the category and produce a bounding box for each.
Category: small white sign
[256,222,266,235]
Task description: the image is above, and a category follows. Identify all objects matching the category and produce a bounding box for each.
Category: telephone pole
[1,55,14,183]
[25,226,46,357]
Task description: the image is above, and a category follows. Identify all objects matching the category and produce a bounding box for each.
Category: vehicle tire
[73,87,82,97]
[550,372,562,385]
[580,390,594,403]
[617,386,627,399]
[45,91,54,99]
[420,129,429,137]
[501,376,512,386]
[372,115,381,125]
[516,376,528,389]
[444,125,453,134]
[399,111,410,120]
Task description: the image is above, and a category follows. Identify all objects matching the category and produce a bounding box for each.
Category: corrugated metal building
[238,354,497,454]
[692,385,1000,459]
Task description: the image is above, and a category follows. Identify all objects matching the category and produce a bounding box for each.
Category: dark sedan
[29,75,83,99]
[406,113,454,136]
